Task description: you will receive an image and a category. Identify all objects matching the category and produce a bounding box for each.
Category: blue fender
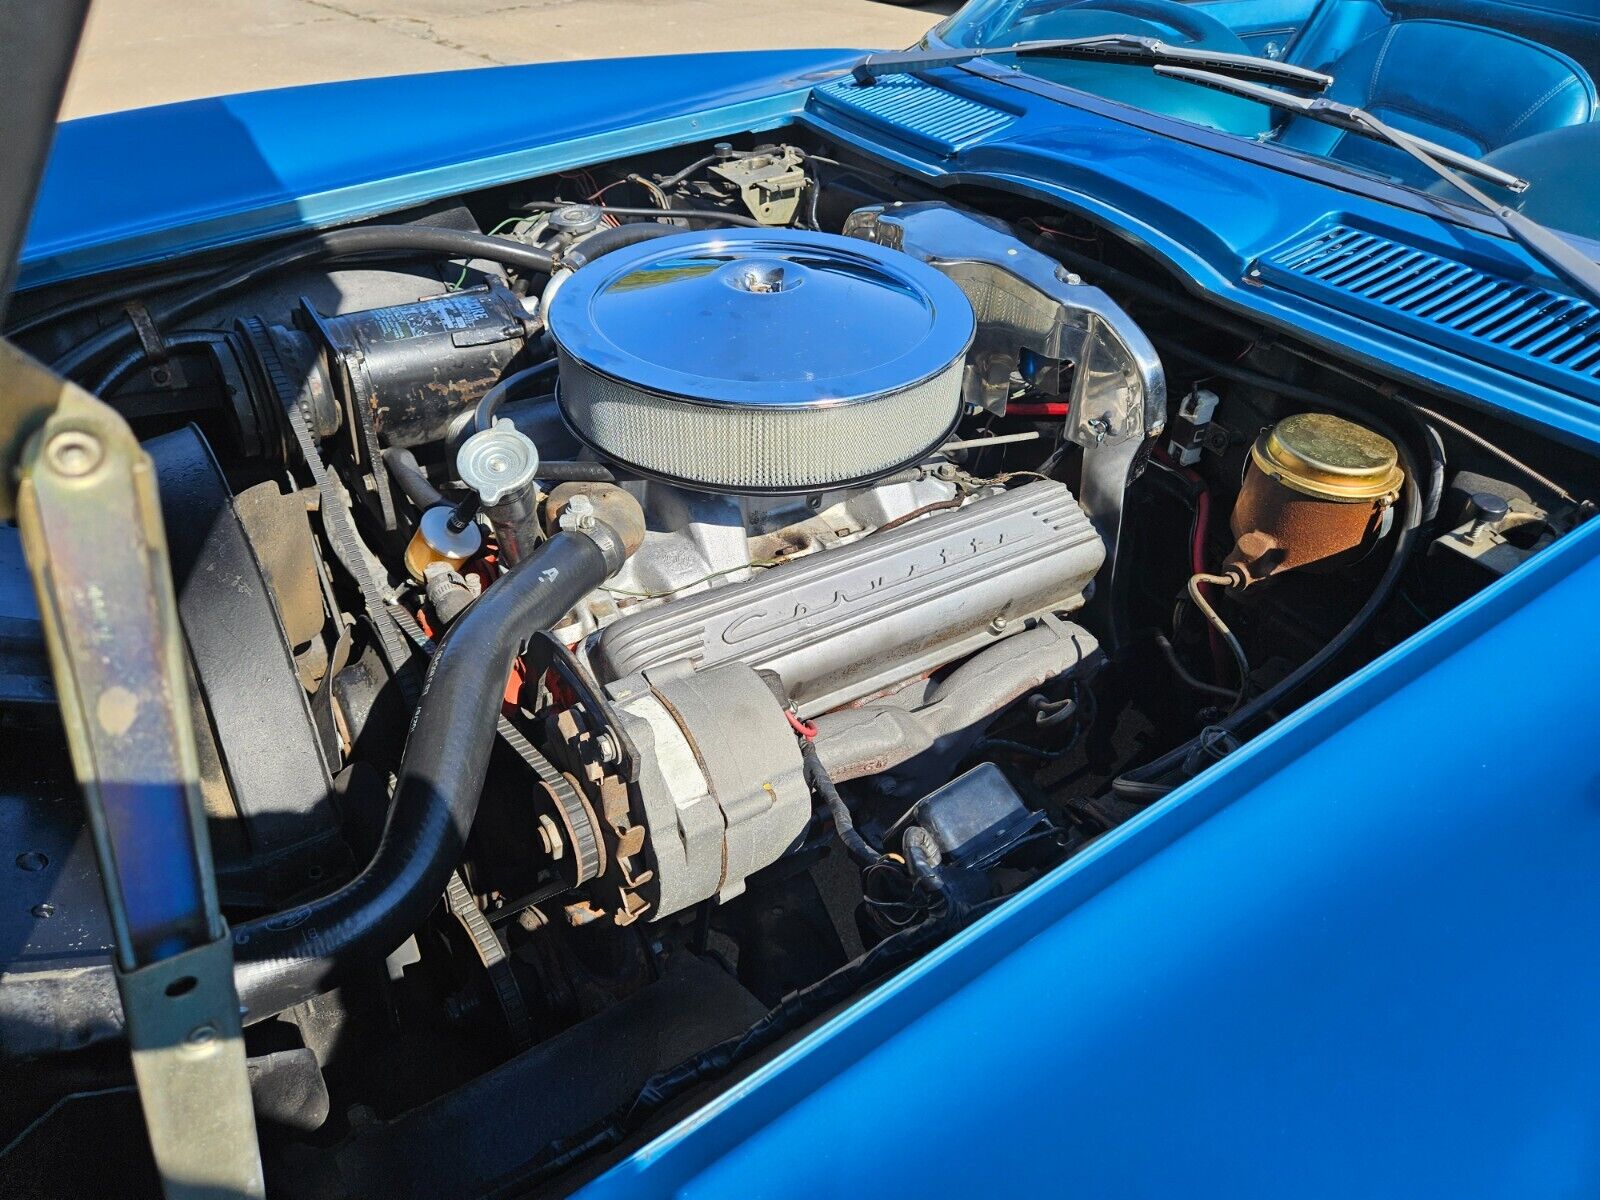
[19,49,859,288]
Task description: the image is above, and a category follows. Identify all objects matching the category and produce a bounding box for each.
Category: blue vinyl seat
[1276,17,1596,189]
[1432,123,1600,239]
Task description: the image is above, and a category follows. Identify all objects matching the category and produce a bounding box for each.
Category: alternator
[604,661,809,922]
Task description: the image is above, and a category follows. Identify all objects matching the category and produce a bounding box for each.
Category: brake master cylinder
[1224,412,1405,587]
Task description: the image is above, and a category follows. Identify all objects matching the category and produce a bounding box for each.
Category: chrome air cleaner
[545,228,974,493]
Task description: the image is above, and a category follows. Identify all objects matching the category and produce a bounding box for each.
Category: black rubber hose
[561,221,683,270]
[382,446,445,511]
[89,330,232,396]
[229,530,611,1020]
[525,200,765,229]
[655,152,721,189]
[585,206,764,228]
[540,461,617,483]
[472,360,560,433]
[52,225,559,382]
[6,259,242,339]
[469,375,617,479]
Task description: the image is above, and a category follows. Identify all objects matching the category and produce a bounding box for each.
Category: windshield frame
[918,22,1600,259]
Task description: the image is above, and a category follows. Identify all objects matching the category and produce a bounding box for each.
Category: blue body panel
[20,50,857,288]
[21,40,1600,1198]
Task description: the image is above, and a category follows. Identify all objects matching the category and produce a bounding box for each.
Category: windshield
[935,1,1600,238]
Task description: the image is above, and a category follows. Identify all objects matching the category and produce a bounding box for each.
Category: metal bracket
[708,146,808,225]
[118,935,265,1199]
[843,203,1167,645]
[122,300,177,387]
[5,339,264,1198]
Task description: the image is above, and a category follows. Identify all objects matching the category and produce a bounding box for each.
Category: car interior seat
[1275,16,1596,189]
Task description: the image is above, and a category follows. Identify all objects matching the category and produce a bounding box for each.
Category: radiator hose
[234,528,619,1019]
[561,221,681,270]
[5,527,624,1050]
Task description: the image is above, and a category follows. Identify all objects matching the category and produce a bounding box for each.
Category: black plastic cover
[889,762,1047,870]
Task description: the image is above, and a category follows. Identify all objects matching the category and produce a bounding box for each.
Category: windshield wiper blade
[852,35,1332,92]
[1154,66,1600,307]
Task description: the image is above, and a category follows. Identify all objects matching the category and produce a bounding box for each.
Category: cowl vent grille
[811,74,1015,155]
[1259,224,1600,391]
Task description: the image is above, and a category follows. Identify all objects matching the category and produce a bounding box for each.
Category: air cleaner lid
[545,227,974,407]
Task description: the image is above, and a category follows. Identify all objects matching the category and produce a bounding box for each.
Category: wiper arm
[1155,66,1525,190]
[852,34,1332,92]
[1155,67,1600,307]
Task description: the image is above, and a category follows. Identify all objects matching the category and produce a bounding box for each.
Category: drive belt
[243,315,414,679]
[387,604,604,887]
[496,716,605,886]
[445,869,533,1048]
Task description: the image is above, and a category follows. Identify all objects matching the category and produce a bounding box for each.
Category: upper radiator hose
[232,528,620,1019]
[5,527,626,1048]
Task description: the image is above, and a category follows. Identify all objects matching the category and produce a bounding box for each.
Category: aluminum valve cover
[546,228,974,493]
[593,480,1104,716]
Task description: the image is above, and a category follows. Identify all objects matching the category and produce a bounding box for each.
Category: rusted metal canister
[1224,412,1404,587]
[404,503,483,581]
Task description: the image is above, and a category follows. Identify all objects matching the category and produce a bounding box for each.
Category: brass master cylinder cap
[1250,412,1404,503]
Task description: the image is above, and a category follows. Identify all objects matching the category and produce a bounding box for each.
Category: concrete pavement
[60,0,959,118]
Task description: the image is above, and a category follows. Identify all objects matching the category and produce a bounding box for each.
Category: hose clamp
[575,518,628,574]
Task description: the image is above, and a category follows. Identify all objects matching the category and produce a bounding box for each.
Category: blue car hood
[19,48,859,289]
